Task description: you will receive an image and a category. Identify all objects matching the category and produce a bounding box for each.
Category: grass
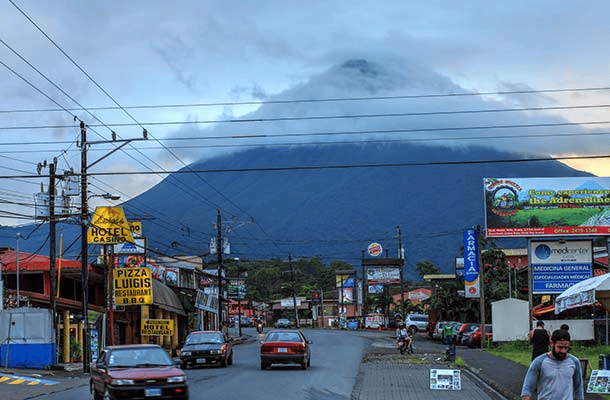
[486,340,610,373]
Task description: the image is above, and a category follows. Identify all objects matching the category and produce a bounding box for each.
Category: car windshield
[266,332,302,342]
[186,332,223,345]
[108,347,173,368]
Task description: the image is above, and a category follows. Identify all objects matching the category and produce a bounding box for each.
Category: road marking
[0,373,58,386]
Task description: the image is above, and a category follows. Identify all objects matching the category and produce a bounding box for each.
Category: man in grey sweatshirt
[521,328,584,400]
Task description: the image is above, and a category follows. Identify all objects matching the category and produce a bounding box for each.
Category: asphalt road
[3,328,364,400]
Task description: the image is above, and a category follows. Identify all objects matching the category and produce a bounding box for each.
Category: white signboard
[530,240,593,294]
[588,370,610,393]
[280,299,301,307]
[430,369,461,391]
[366,268,400,284]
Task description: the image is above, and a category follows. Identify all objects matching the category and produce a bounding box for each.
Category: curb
[462,362,517,400]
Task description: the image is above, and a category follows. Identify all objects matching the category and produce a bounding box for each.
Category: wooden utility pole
[398,226,405,317]
[478,225,486,349]
[217,209,223,330]
[48,161,57,364]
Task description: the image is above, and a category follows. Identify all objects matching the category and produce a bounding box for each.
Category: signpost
[113,267,153,305]
[141,319,174,336]
[87,207,134,244]
[530,240,592,294]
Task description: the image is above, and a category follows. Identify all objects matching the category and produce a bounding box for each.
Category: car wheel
[90,385,102,400]
[408,326,417,335]
[261,361,269,370]
[181,362,188,369]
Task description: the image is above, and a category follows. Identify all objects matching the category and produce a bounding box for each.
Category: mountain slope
[122,141,591,279]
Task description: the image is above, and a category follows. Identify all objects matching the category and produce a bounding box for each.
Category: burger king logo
[368,242,383,257]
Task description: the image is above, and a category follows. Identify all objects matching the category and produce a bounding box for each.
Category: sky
[2,0,610,228]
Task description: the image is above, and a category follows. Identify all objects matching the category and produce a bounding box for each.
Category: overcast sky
[2,0,610,227]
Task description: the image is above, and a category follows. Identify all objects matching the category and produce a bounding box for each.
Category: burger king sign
[367,242,383,257]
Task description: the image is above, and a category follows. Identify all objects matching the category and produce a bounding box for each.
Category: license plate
[197,358,207,363]
[145,388,162,397]
[278,348,288,353]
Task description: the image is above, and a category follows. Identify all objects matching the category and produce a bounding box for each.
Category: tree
[416,260,440,280]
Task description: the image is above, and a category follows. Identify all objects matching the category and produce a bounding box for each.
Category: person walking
[529,320,550,361]
[521,328,584,400]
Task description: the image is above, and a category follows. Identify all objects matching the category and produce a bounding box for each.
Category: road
[0,328,512,400]
[5,328,364,400]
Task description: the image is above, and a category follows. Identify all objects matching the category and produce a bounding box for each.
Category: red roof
[0,250,86,272]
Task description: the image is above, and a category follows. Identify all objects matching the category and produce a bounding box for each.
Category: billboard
[484,177,610,237]
[530,240,593,294]
[366,268,400,284]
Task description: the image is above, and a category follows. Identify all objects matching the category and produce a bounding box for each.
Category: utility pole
[216,209,223,330]
[397,226,405,318]
[289,254,299,328]
[77,122,147,372]
[49,161,57,364]
[477,225,486,349]
[80,121,91,373]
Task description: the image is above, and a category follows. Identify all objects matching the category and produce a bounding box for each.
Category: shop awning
[152,279,186,316]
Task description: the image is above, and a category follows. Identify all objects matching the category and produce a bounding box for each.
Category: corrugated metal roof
[0,250,84,272]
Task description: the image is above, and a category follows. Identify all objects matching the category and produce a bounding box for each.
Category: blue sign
[530,240,593,294]
[463,229,480,298]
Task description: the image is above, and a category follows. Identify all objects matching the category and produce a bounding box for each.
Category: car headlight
[211,349,222,354]
[111,379,135,385]
[167,375,186,383]
[181,351,191,356]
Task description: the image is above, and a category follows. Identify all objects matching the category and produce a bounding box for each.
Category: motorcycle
[397,335,413,355]
[256,321,264,334]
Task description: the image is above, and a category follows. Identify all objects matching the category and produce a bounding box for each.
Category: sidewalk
[353,329,607,400]
[460,346,607,400]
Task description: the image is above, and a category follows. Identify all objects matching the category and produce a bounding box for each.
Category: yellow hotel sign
[87,206,134,244]
[114,267,153,305]
[141,319,174,336]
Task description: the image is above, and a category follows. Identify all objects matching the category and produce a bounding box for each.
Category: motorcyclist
[395,322,409,347]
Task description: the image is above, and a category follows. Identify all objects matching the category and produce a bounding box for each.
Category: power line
[2,86,610,114]
[2,152,610,180]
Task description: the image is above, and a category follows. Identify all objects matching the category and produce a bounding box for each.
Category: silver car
[405,313,428,334]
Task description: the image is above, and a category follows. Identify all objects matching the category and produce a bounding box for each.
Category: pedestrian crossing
[0,373,58,386]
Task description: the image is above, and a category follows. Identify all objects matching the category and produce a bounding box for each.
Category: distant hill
[120,140,591,280]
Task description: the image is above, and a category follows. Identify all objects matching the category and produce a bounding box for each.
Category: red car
[90,344,188,400]
[466,324,493,348]
[260,329,312,370]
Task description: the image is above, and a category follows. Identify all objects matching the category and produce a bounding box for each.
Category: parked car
[457,323,479,345]
[274,318,292,329]
[260,329,312,370]
[179,330,233,368]
[405,313,428,334]
[465,324,493,348]
[90,344,188,400]
[432,321,447,341]
[240,316,254,327]
[433,321,461,342]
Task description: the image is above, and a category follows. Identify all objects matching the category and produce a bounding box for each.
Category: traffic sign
[87,207,134,244]
[114,267,153,305]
